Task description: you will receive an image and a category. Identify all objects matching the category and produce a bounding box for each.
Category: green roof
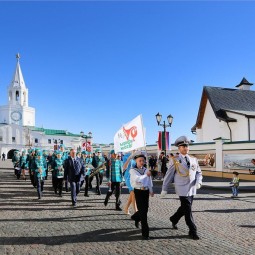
[31,127,80,137]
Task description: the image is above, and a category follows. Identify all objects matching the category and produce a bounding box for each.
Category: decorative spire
[9,53,26,89]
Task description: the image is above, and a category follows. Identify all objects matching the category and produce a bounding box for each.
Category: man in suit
[64,149,84,207]
[161,136,203,240]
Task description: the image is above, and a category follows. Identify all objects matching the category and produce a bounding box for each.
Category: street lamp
[155,112,173,155]
[80,131,93,151]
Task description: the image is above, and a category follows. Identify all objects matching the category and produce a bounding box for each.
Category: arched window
[16,91,20,101]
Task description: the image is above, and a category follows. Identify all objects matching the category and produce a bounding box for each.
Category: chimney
[235,77,253,90]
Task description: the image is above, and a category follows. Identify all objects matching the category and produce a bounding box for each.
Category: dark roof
[206,86,255,113]
[236,77,253,87]
[194,85,255,129]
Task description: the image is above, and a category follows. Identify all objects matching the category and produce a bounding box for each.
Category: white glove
[160,190,167,197]
[196,183,201,190]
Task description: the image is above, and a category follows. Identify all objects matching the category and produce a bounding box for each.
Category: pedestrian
[161,136,203,240]
[230,171,239,198]
[79,151,87,189]
[64,149,84,207]
[52,151,65,196]
[33,150,46,199]
[27,149,36,187]
[91,149,105,195]
[2,152,5,161]
[130,153,154,240]
[104,150,123,211]
[84,152,93,197]
[12,150,20,176]
[19,150,27,181]
[160,151,168,178]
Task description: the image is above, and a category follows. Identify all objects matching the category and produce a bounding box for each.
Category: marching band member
[161,136,203,240]
[104,150,123,211]
[92,149,105,195]
[52,151,65,196]
[79,151,87,188]
[43,150,48,180]
[33,150,47,199]
[19,150,27,181]
[84,152,93,197]
[59,145,69,192]
[12,150,20,177]
[27,149,36,187]
[130,153,154,240]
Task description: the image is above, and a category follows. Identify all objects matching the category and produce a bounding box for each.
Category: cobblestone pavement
[0,169,255,255]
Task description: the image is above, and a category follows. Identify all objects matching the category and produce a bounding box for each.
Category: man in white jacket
[161,136,203,240]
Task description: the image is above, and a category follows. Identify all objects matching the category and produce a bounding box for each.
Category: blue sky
[0,1,255,145]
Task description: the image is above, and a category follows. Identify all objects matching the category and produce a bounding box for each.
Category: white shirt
[130,167,153,193]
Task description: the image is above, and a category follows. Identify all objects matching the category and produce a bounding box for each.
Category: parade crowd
[10,136,203,241]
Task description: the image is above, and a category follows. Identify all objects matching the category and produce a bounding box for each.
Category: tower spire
[9,53,26,89]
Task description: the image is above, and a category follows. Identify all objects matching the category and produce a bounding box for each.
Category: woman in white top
[130,153,154,240]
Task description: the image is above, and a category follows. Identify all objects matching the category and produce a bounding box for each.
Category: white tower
[0,54,35,126]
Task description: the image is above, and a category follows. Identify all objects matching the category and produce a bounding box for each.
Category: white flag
[114,115,146,153]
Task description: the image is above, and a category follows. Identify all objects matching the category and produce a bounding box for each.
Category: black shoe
[170,217,178,230]
[135,220,139,228]
[116,207,122,211]
[189,232,200,240]
[142,236,150,240]
[84,194,89,197]
[104,199,108,206]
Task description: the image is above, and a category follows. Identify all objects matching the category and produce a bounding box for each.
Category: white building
[192,78,255,142]
[0,54,92,158]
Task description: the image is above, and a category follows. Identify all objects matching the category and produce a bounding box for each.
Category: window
[12,137,15,143]
[0,136,3,142]
[48,139,51,144]
[35,138,38,143]
[60,140,63,144]
[16,91,19,101]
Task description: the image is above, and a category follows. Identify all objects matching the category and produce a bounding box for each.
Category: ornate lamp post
[80,131,93,151]
[155,112,173,155]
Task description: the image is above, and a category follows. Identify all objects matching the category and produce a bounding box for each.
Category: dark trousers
[70,181,80,205]
[54,177,63,195]
[132,189,150,238]
[65,180,69,192]
[104,182,121,208]
[53,176,58,193]
[29,169,36,187]
[95,173,103,194]
[170,196,197,234]
[84,175,89,195]
[36,177,45,198]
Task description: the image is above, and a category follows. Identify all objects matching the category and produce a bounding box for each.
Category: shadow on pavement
[0,227,187,245]
[239,225,255,228]
[202,208,255,213]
